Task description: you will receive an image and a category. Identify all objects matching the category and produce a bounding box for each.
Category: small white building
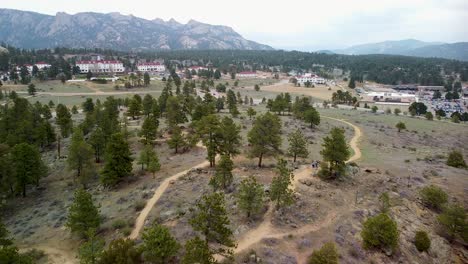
[237,71,257,78]
[35,62,51,71]
[76,60,125,74]
[296,73,325,84]
[189,66,208,72]
[136,62,166,72]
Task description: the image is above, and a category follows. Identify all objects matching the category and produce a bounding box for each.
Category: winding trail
[231,116,362,263]
[129,143,208,239]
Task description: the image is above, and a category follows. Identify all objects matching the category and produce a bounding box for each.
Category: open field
[2,80,468,264]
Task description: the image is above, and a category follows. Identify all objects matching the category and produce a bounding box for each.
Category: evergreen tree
[128,97,142,120]
[247,107,256,119]
[270,159,295,209]
[166,96,187,128]
[143,72,150,86]
[437,203,467,241]
[303,107,320,128]
[319,128,350,180]
[195,115,221,167]
[446,150,467,168]
[139,223,180,263]
[167,126,186,154]
[361,213,399,254]
[396,121,406,132]
[138,145,160,176]
[287,129,309,162]
[27,83,36,95]
[139,116,158,144]
[308,242,339,264]
[82,98,95,114]
[182,236,216,264]
[142,94,154,117]
[100,133,133,187]
[66,188,101,237]
[99,238,141,264]
[89,128,105,163]
[78,229,104,264]
[348,76,356,88]
[218,116,242,157]
[189,192,235,258]
[210,155,234,191]
[237,176,264,218]
[248,112,282,167]
[11,143,47,197]
[56,103,73,138]
[67,128,95,187]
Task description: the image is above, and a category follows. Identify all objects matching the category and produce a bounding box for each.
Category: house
[76,60,125,73]
[189,66,208,72]
[237,71,257,78]
[136,62,166,72]
[296,73,325,84]
[35,62,51,70]
[16,62,51,73]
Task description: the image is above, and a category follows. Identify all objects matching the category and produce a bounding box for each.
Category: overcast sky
[1,0,467,50]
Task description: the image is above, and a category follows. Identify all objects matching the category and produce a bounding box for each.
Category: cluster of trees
[331,90,357,105]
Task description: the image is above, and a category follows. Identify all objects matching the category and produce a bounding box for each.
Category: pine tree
[128,97,142,119]
[27,83,36,95]
[189,192,235,258]
[78,229,104,264]
[218,116,241,157]
[68,128,95,187]
[11,143,47,197]
[287,129,309,162]
[99,238,141,264]
[56,103,73,138]
[139,223,180,263]
[0,219,13,246]
[167,126,186,154]
[89,128,105,163]
[270,159,295,209]
[142,94,154,117]
[139,116,158,144]
[396,121,406,132]
[248,112,282,167]
[66,188,101,237]
[144,72,150,86]
[319,128,350,180]
[348,77,356,89]
[195,115,221,167]
[361,213,399,254]
[304,108,320,128]
[100,133,133,187]
[308,242,339,264]
[247,107,256,119]
[166,96,187,127]
[210,155,234,191]
[238,176,264,218]
[182,236,216,264]
[138,145,160,176]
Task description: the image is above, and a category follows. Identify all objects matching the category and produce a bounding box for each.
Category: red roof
[137,62,162,66]
[77,60,122,64]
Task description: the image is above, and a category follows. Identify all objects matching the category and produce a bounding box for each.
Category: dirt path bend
[20,245,77,264]
[129,143,209,239]
[232,117,362,262]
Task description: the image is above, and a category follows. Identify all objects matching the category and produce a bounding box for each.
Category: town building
[136,62,166,72]
[76,60,125,73]
[17,62,51,73]
[236,71,257,78]
[296,73,325,84]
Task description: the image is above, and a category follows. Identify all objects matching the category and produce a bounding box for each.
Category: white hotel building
[296,73,326,84]
[136,62,166,72]
[76,60,125,73]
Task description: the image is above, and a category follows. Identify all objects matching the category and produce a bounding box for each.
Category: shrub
[414,231,431,252]
[112,219,127,230]
[446,150,467,168]
[437,203,467,242]
[308,242,339,264]
[134,199,147,211]
[361,213,399,254]
[419,185,448,210]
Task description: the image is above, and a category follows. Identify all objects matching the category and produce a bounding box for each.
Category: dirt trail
[232,117,362,262]
[129,143,208,239]
[20,245,77,264]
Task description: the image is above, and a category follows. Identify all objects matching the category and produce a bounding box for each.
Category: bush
[437,203,467,242]
[414,231,431,252]
[361,213,399,254]
[446,150,467,168]
[419,185,448,210]
[134,199,147,211]
[112,219,127,230]
[308,242,339,264]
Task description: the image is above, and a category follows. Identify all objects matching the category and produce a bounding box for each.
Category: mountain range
[0,9,273,51]
[331,39,468,61]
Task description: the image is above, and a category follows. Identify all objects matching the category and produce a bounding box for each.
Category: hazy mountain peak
[0,8,273,51]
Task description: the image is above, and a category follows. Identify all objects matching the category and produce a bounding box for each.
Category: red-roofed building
[237,71,257,78]
[137,62,166,72]
[76,60,124,73]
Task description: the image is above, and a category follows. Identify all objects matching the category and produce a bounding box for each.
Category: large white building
[237,71,257,78]
[136,62,166,72]
[17,62,51,73]
[296,73,325,84]
[76,60,125,73]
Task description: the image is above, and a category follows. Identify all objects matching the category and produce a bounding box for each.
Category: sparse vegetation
[308,242,339,264]
[419,185,448,210]
[361,213,399,254]
[414,230,431,252]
